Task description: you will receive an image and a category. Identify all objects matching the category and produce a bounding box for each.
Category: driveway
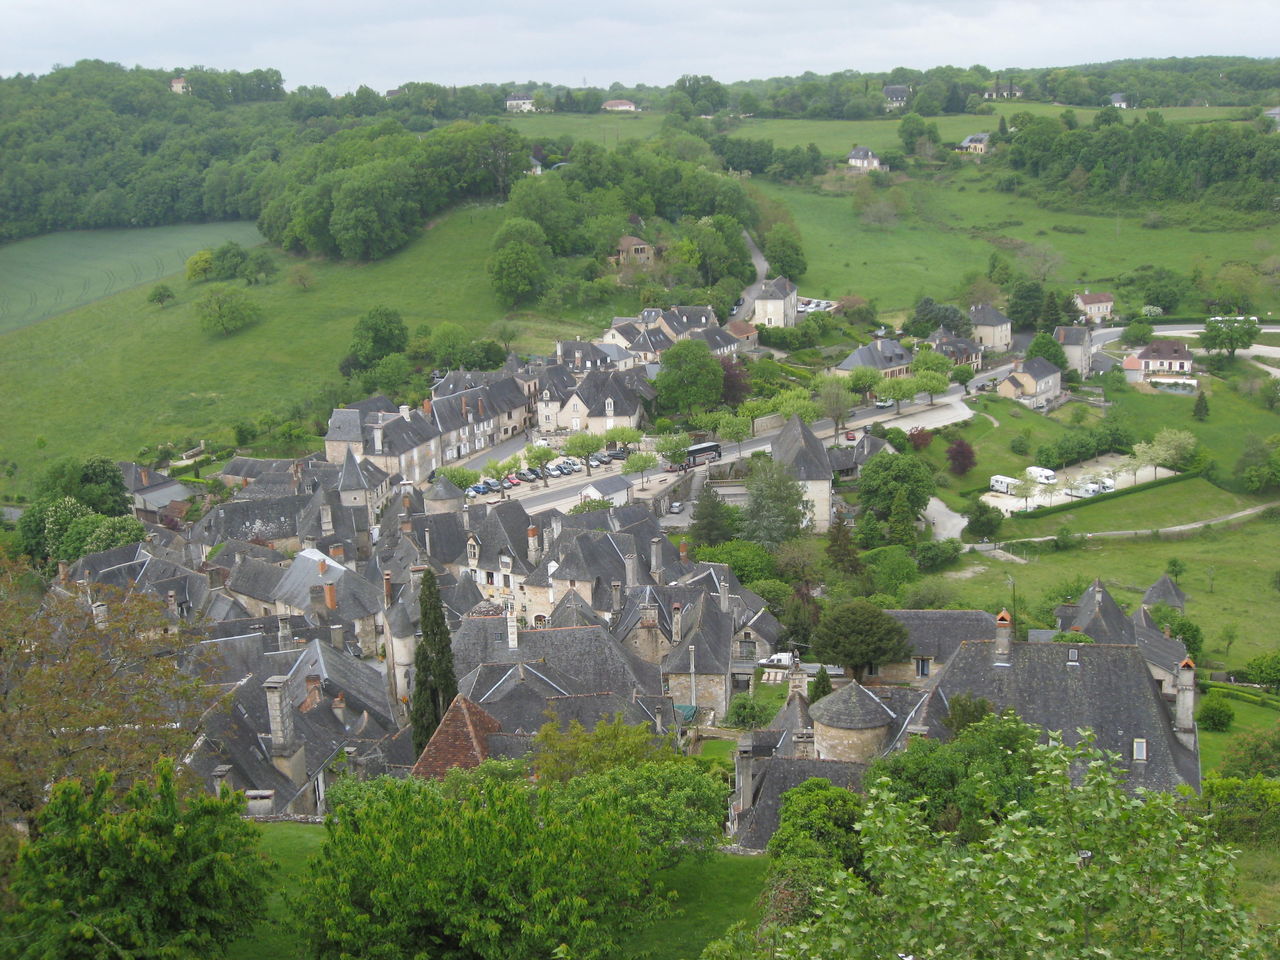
[924,497,967,539]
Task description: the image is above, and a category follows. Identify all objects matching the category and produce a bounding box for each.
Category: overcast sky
[5,0,1277,94]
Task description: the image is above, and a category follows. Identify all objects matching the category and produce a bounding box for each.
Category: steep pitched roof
[969,304,1010,327]
[1143,574,1187,611]
[935,640,1199,790]
[809,681,896,730]
[885,609,997,661]
[835,338,911,373]
[410,696,502,779]
[1137,340,1194,363]
[758,277,797,300]
[337,448,368,491]
[1021,357,1061,381]
[735,757,865,851]
[771,414,832,482]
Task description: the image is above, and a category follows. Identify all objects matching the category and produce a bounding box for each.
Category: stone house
[832,337,913,380]
[615,235,652,265]
[1053,324,1094,378]
[1074,291,1115,320]
[959,133,990,154]
[846,146,882,171]
[996,357,1061,408]
[753,277,798,328]
[1136,340,1193,376]
[969,304,1013,352]
[504,95,534,112]
[882,85,911,109]
[770,415,833,533]
[924,327,983,371]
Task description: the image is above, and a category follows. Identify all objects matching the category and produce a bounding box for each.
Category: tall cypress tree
[411,569,457,754]
[1193,390,1209,421]
[689,485,735,547]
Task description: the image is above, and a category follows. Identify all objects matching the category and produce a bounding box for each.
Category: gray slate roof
[735,758,865,851]
[886,609,997,661]
[1143,574,1187,611]
[935,640,1199,791]
[809,681,896,730]
[1021,356,1061,381]
[969,304,1010,327]
[772,414,832,482]
[835,338,911,373]
[757,277,796,300]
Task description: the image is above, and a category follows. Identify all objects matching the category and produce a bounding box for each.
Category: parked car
[668,501,685,514]
[874,398,894,408]
[469,484,488,496]
[506,473,521,485]
[734,296,745,306]
[588,455,604,468]
[483,479,502,493]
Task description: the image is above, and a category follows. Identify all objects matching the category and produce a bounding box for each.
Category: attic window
[1067,648,1079,663]
[1132,738,1148,762]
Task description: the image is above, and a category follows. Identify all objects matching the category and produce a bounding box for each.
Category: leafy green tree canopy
[655,339,724,415]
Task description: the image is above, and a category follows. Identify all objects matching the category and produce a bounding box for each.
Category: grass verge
[226,821,324,960]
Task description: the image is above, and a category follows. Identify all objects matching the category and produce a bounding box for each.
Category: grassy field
[621,853,769,960]
[1235,845,1280,927]
[0,204,629,496]
[227,821,766,960]
[933,516,1280,670]
[0,222,265,335]
[751,168,1280,314]
[227,821,325,960]
[502,103,1248,159]
[1198,698,1280,775]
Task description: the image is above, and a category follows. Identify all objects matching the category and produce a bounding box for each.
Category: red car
[845,430,858,441]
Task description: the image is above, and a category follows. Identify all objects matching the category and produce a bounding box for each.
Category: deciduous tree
[742,459,809,548]
[655,340,724,415]
[5,759,270,959]
[857,451,935,516]
[146,283,174,307]
[349,305,408,369]
[196,285,262,336]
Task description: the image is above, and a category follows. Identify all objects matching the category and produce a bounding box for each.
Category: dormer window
[1132,738,1147,761]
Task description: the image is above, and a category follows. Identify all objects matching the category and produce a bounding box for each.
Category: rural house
[846,146,882,171]
[1136,340,1194,376]
[832,337,913,380]
[996,357,1061,408]
[753,277,799,328]
[1074,291,1115,320]
[969,304,1013,352]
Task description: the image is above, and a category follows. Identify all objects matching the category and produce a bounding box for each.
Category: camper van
[1026,466,1057,485]
[990,475,1020,494]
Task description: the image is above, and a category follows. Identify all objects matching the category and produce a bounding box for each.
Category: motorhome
[989,475,1020,494]
[1026,466,1057,484]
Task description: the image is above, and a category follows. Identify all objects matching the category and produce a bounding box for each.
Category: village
[43,274,1273,851]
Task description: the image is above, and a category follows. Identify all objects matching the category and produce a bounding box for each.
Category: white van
[1026,466,1057,485]
[989,475,1019,494]
[757,651,795,667]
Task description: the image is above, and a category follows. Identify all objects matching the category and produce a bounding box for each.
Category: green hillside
[0,203,624,496]
[0,222,264,335]
[751,171,1280,314]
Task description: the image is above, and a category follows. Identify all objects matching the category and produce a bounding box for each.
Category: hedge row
[1008,470,1201,521]
[1203,682,1280,711]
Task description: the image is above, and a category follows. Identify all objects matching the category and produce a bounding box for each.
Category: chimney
[401,514,413,535]
[477,396,485,420]
[211,764,232,796]
[787,659,807,699]
[324,582,337,611]
[277,615,292,649]
[421,397,432,417]
[371,420,384,454]
[399,404,411,421]
[461,396,469,420]
[331,693,348,727]
[718,578,730,613]
[263,676,294,750]
[304,674,323,709]
[734,736,755,816]
[624,553,639,584]
[320,503,334,535]
[506,606,519,649]
[140,466,150,486]
[319,558,328,575]
[328,542,346,564]
[402,493,412,511]
[329,622,345,651]
[461,506,471,531]
[678,541,689,563]
[688,642,697,710]
[611,580,622,616]
[57,560,69,584]
[527,526,541,566]
[92,601,108,627]
[650,537,663,576]
[994,608,1012,663]
[166,590,177,617]
[672,602,683,643]
[1174,658,1197,750]
[309,584,326,615]
[556,341,564,363]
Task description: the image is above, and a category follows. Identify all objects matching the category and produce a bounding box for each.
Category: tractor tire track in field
[103,268,117,297]
[153,255,165,278]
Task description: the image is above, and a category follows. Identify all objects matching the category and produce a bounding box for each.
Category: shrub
[1197,695,1235,733]
[724,693,776,729]
[1009,435,1030,456]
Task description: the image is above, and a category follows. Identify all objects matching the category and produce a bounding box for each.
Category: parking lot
[981,452,1178,514]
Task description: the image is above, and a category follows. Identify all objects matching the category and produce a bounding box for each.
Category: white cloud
[2,0,1276,93]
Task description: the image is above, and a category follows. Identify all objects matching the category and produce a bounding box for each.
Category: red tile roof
[410,696,501,780]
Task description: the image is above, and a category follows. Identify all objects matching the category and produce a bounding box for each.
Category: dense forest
[2,57,1279,248]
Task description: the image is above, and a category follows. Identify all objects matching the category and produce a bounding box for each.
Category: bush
[916,538,962,572]
[724,693,776,729]
[1197,695,1235,732]
[1009,435,1030,456]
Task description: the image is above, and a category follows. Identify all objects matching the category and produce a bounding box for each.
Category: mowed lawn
[226,821,325,960]
[0,222,264,335]
[931,517,1280,670]
[1198,698,1280,775]
[228,821,766,960]
[0,203,624,494]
